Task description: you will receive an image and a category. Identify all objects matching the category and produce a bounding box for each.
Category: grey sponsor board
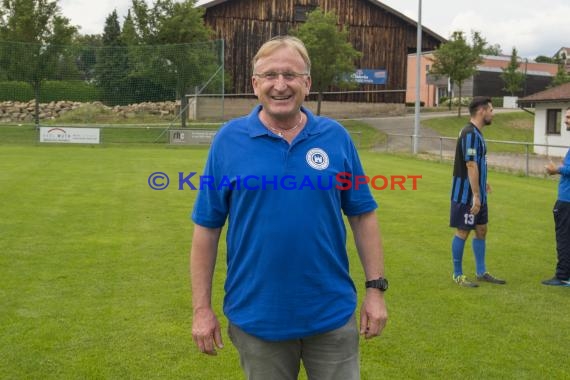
[169,129,217,145]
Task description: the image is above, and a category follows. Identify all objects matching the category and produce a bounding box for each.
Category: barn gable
[200,0,445,103]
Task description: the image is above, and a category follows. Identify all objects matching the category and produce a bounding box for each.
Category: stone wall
[0,100,82,123]
[1,98,404,123]
[0,100,180,123]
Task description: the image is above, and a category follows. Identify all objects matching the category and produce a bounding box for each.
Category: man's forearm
[348,211,384,280]
[190,225,222,311]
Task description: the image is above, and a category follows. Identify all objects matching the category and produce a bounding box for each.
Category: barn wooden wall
[203,0,443,103]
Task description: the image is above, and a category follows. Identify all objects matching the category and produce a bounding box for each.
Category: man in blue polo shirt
[190,36,388,379]
[542,106,570,287]
[449,96,506,288]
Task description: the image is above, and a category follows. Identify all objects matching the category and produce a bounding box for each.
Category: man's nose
[273,76,288,89]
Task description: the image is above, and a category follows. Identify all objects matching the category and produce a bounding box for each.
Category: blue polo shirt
[558,149,570,202]
[192,105,377,341]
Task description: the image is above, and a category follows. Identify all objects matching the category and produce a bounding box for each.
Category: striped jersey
[451,123,487,205]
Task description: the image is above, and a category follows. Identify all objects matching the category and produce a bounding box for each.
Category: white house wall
[534,102,570,157]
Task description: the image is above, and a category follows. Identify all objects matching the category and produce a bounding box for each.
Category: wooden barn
[199,0,446,103]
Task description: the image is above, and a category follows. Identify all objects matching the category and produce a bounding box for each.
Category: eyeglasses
[253,71,309,82]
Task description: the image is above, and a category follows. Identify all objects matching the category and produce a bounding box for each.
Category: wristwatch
[365,277,389,292]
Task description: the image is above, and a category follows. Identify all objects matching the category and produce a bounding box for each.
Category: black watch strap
[365,277,388,291]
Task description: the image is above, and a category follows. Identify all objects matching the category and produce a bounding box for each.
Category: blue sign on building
[352,69,387,85]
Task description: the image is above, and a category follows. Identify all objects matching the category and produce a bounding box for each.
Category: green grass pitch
[1,142,568,379]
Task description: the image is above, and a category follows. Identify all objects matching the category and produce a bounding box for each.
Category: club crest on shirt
[467,148,477,156]
[306,148,329,170]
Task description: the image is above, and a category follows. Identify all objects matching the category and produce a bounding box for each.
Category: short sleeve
[340,136,378,216]
[191,139,230,228]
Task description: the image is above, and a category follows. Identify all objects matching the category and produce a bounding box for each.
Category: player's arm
[466,161,481,215]
[545,160,560,175]
[545,159,570,176]
[191,224,224,355]
[348,211,388,339]
[562,161,570,177]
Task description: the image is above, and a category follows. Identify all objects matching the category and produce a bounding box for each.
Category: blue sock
[473,238,486,275]
[452,236,466,277]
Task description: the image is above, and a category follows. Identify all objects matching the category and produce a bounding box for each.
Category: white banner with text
[39,127,100,144]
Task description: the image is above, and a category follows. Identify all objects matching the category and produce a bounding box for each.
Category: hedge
[0,81,102,102]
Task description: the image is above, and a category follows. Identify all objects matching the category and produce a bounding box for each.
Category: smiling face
[252,45,311,124]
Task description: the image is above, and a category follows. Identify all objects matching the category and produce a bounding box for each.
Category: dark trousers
[554,200,570,279]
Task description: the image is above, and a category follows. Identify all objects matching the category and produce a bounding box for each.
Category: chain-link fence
[383,133,567,177]
[0,40,224,127]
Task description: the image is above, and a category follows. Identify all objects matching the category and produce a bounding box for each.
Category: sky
[58,0,570,59]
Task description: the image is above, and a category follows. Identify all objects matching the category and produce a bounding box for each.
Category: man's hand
[359,289,388,339]
[192,307,224,355]
[545,160,560,176]
[470,194,481,215]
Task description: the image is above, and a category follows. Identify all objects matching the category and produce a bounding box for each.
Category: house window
[546,109,561,135]
[294,5,316,22]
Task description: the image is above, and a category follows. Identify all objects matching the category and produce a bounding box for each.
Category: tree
[121,10,138,45]
[126,0,213,127]
[74,34,102,82]
[535,55,556,64]
[95,10,130,104]
[500,47,525,96]
[0,0,76,126]
[550,63,570,87]
[293,8,361,115]
[482,43,502,56]
[429,31,486,117]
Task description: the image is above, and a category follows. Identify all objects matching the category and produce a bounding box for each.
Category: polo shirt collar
[246,105,324,138]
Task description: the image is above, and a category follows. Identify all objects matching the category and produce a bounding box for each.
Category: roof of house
[518,82,570,106]
[199,0,446,43]
[554,46,570,56]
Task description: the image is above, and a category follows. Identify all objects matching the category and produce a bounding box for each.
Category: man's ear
[304,76,311,96]
[252,76,260,97]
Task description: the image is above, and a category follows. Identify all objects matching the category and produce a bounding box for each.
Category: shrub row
[0,81,102,103]
[490,97,504,108]
[438,96,505,108]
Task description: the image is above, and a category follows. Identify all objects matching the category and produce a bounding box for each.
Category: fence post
[525,144,529,177]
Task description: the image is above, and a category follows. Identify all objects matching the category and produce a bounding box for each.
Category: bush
[0,81,31,101]
[439,96,471,107]
[0,81,102,102]
[491,97,504,108]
